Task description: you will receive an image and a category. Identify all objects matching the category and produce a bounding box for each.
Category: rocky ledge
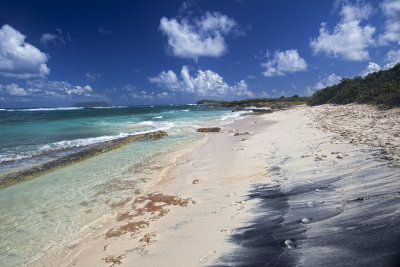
[0,130,168,189]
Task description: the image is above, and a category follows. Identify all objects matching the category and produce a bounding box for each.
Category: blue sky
[0,0,399,107]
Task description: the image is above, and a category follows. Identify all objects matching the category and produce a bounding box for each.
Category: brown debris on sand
[103,255,123,266]
[310,104,400,166]
[140,232,157,246]
[106,193,193,238]
[105,221,149,238]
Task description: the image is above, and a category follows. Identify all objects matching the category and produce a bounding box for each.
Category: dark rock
[197,127,221,132]
[232,108,246,112]
[250,109,273,114]
[234,132,250,136]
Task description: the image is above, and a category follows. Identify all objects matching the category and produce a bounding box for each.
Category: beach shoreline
[37,104,400,266]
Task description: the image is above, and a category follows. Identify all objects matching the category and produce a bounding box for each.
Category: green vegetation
[197,95,311,107]
[198,63,400,109]
[309,63,400,108]
[72,101,109,107]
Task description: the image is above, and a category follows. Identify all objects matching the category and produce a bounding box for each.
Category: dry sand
[38,104,400,266]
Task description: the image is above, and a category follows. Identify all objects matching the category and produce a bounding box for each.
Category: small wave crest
[137,120,175,130]
[0,128,169,164]
[6,107,84,112]
[220,111,246,121]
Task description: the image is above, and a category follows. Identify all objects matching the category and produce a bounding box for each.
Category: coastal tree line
[309,63,400,108]
[198,63,400,108]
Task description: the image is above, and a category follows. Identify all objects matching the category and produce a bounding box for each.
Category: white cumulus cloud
[65,85,93,96]
[24,79,94,98]
[85,72,101,82]
[384,48,400,69]
[261,49,307,77]
[0,83,28,96]
[149,66,254,98]
[306,73,342,96]
[310,3,375,61]
[159,12,238,60]
[360,62,381,77]
[157,92,169,99]
[259,91,271,98]
[379,0,400,45]
[40,28,70,46]
[40,33,58,45]
[0,24,50,79]
[118,84,169,101]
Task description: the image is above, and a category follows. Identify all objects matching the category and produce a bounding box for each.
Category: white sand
[38,104,400,266]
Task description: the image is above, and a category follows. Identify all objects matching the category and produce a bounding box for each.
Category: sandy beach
[37,104,400,266]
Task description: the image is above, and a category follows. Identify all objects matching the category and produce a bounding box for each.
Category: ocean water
[0,105,244,266]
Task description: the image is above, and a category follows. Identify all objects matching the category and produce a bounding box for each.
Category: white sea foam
[7,107,84,112]
[243,105,257,109]
[220,111,246,121]
[0,125,174,163]
[139,120,157,126]
[110,105,127,108]
[154,116,163,119]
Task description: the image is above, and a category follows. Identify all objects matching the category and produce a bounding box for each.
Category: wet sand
[38,104,400,266]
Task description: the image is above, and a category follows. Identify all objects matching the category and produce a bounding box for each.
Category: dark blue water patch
[0,105,229,125]
[0,105,232,160]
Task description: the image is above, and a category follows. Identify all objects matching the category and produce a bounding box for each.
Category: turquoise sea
[0,105,243,266]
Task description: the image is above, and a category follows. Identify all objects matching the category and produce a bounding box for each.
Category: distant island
[71,101,110,108]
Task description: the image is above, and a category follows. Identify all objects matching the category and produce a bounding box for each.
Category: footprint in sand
[226,192,236,198]
[220,229,234,236]
[284,239,297,249]
[306,201,315,207]
[199,250,217,263]
[230,200,246,210]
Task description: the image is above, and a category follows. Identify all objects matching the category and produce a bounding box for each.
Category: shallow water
[0,105,243,266]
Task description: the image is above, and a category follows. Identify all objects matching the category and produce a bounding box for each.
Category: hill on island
[309,63,400,108]
[72,101,109,107]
